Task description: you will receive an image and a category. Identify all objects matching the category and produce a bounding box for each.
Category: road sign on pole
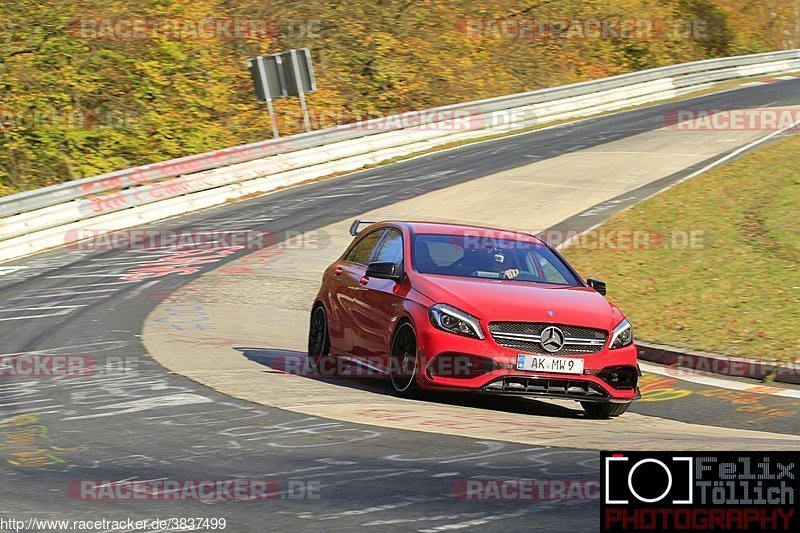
[289,49,311,132]
[248,56,281,138]
[248,48,317,137]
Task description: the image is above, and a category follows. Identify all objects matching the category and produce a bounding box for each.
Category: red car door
[333,229,385,358]
[354,228,409,371]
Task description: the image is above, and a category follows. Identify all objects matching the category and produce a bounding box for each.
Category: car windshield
[412,233,581,286]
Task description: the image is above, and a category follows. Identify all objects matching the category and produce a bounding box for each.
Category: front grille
[484,377,608,399]
[488,322,607,355]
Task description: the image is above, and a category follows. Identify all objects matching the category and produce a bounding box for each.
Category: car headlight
[428,304,485,339]
[609,318,633,349]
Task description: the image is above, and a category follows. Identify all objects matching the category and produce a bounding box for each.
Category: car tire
[581,401,630,419]
[389,322,423,398]
[307,305,332,374]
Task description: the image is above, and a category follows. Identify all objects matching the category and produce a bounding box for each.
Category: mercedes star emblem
[540,326,565,353]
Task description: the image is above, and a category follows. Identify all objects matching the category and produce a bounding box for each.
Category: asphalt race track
[1,78,800,532]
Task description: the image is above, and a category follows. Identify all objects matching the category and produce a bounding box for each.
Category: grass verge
[564,132,800,361]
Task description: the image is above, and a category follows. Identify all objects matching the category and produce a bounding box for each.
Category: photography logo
[601,451,798,532]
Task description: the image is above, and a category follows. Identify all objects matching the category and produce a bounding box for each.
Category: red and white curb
[640,361,800,399]
[741,73,800,87]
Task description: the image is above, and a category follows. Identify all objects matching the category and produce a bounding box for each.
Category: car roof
[369,221,545,244]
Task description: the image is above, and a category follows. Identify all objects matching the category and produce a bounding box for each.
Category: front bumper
[480,375,641,403]
[415,323,640,402]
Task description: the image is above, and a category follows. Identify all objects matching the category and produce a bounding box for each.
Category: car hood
[411,274,624,331]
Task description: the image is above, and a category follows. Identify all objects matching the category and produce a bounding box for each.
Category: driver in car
[489,250,520,279]
[463,248,519,279]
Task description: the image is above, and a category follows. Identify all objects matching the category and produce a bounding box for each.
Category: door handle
[334,267,343,276]
[359,276,369,285]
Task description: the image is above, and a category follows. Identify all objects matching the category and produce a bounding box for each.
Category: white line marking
[88,255,169,262]
[24,281,138,291]
[14,296,111,307]
[0,341,129,357]
[67,259,166,268]
[586,151,707,157]
[0,305,86,312]
[312,193,368,199]
[0,305,85,322]
[62,393,214,420]
[0,267,27,276]
[19,288,121,299]
[670,116,800,186]
[419,511,527,532]
[44,274,129,278]
[0,313,74,322]
[504,180,623,192]
[120,280,161,302]
[0,399,55,408]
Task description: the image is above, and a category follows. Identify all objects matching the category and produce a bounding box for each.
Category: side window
[345,230,385,265]
[373,229,403,268]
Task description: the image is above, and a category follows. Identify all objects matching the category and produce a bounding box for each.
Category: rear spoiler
[349,219,375,236]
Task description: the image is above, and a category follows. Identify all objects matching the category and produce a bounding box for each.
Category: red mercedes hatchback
[309,220,640,418]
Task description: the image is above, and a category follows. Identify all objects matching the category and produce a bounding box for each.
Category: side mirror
[587,278,607,296]
[366,261,401,281]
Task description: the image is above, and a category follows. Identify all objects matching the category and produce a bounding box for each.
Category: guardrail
[1,50,798,262]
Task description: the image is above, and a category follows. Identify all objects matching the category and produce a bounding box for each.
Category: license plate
[516,354,584,374]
